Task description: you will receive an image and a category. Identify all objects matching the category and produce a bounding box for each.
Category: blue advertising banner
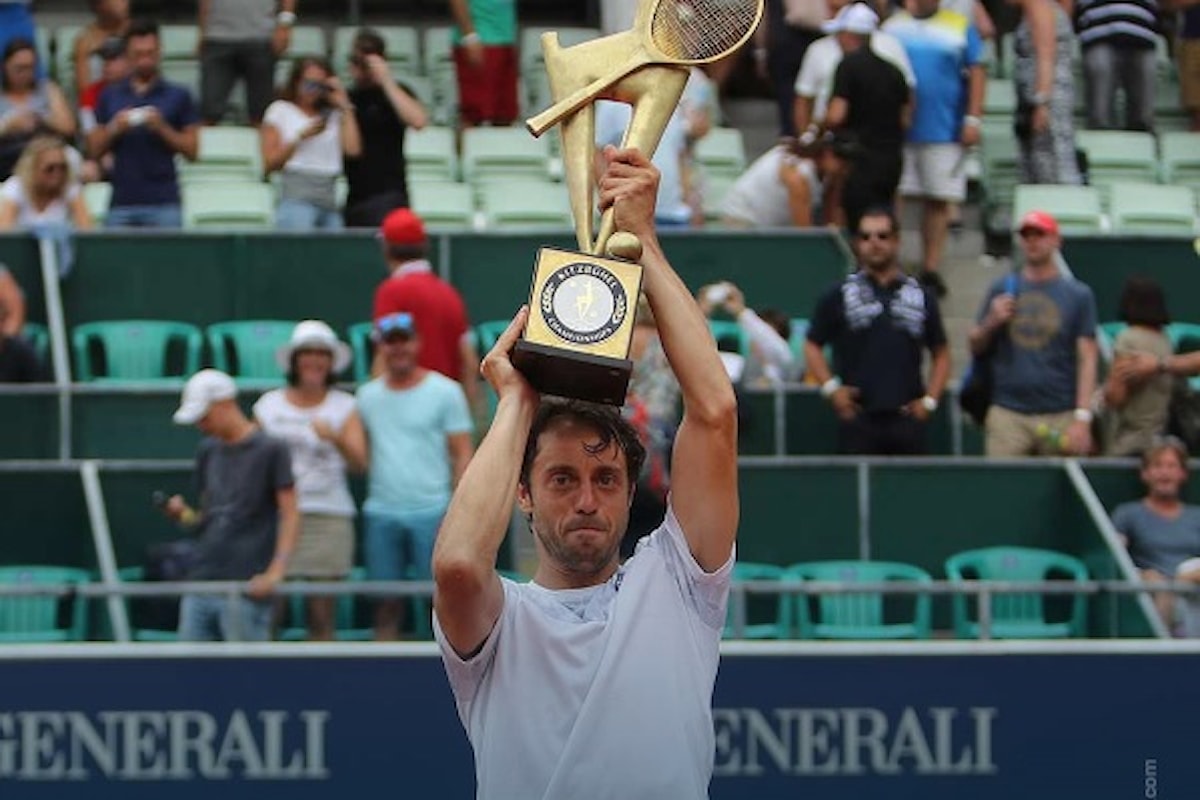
[0,642,1194,799]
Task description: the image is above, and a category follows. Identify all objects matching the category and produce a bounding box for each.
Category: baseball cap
[380,208,427,246]
[822,3,879,35]
[374,311,417,339]
[275,320,352,374]
[1015,210,1060,236]
[94,36,125,61]
[172,369,237,425]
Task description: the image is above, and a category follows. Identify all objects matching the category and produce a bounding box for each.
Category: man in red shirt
[373,207,480,413]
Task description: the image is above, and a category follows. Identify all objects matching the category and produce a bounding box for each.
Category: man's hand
[480,306,538,405]
[464,37,485,67]
[1115,352,1160,384]
[142,106,166,134]
[961,122,981,148]
[163,494,188,521]
[247,563,285,599]
[986,293,1016,329]
[325,76,353,111]
[364,53,393,85]
[1064,419,1093,456]
[904,398,931,422]
[272,25,292,56]
[597,146,660,244]
[830,385,861,421]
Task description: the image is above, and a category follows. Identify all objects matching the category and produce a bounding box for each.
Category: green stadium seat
[422,25,455,79]
[410,180,477,228]
[405,125,459,182]
[332,25,418,77]
[694,127,747,181]
[160,24,199,60]
[479,180,572,229]
[944,546,1089,639]
[1075,130,1159,196]
[53,24,83,94]
[182,182,275,230]
[785,560,933,640]
[981,135,1021,231]
[160,59,200,98]
[206,320,297,384]
[21,321,48,364]
[1096,320,1128,363]
[116,566,179,642]
[1012,184,1105,234]
[0,566,90,642]
[1107,183,1197,236]
[709,319,750,356]
[519,26,602,82]
[287,25,328,58]
[982,78,1016,118]
[1159,132,1200,190]
[723,562,791,639]
[72,320,203,382]
[462,126,552,187]
[703,172,738,225]
[346,321,375,383]
[179,126,263,184]
[426,67,459,127]
[81,181,111,224]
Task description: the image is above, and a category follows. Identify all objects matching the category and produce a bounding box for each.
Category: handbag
[958,273,1018,427]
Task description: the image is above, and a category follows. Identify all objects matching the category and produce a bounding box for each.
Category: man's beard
[533,519,621,579]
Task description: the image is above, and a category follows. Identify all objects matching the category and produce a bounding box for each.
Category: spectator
[823,4,912,232]
[720,140,828,228]
[163,369,299,642]
[372,207,480,412]
[883,0,985,298]
[0,38,75,182]
[1008,0,1081,184]
[343,29,428,228]
[449,0,518,128]
[804,206,950,454]
[0,2,34,73]
[754,0,828,136]
[89,19,200,229]
[345,312,474,640]
[967,210,1099,456]
[0,136,92,230]
[253,321,361,642]
[78,36,129,135]
[1073,0,1161,132]
[1171,0,1200,131]
[1111,437,1200,632]
[73,0,130,94]
[698,281,799,387]
[261,57,361,231]
[198,0,296,126]
[1099,276,1172,456]
[0,265,36,381]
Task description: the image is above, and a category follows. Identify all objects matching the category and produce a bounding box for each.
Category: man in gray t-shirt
[967,211,1098,456]
[198,0,297,124]
[165,370,299,641]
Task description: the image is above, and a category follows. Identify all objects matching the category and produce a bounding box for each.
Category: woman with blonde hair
[0,136,91,230]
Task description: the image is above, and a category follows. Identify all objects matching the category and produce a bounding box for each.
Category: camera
[127,106,149,126]
[705,283,731,304]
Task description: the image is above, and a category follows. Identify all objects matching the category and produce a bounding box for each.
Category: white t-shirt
[0,176,79,228]
[794,33,916,123]
[721,145,819,229]
[262,100,344,177]
[252,388,357,516]
[435,506,734,800]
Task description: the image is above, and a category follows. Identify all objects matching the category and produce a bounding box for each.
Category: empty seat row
[1012,183,1200,236]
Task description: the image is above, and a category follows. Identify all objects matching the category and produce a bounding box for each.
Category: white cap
[822,3,879,34]
[275,320,352,375]
[172,369,237,425]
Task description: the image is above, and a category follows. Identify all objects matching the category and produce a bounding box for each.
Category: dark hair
[1,37,35,90]
[386,242,427,262]
[1117,275,1169,329]
[125,18,160,44]
[758,309,791,341]
[353,29,386,57]
[519,399,647,493]
[279,56,333,103]
[1142,436,1188,471]
[285,349,338,387]
[857,205,899,235]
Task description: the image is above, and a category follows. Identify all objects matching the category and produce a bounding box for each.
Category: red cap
[1016,210,1059,236]
[380,208,427,246]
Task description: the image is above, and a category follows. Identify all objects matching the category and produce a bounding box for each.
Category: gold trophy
[513,0,764,405]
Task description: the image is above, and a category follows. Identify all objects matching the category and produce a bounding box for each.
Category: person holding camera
[261,56,361,230]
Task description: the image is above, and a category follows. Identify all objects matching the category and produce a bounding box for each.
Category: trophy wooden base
[512,340,632,406]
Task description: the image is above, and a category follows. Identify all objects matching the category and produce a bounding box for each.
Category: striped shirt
[1074,0,1160,49]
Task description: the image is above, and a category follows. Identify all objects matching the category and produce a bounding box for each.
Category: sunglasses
[375,313,415,340]
[40,162,67,174]
[857,230,893,241]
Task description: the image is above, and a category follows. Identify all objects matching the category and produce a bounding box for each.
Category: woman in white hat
[253,320,363,640]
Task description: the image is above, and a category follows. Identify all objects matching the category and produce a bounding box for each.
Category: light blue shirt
[357,372,473,516]
[884,9,983,143]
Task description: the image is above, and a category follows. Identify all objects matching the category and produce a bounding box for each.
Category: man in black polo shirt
[821,3,910,233]
[343,29,430,228]
[804,206,951,455]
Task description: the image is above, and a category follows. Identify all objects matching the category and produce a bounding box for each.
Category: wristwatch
[921,395,938,413]
[1030,91,1049,106]
[276,10,297,27]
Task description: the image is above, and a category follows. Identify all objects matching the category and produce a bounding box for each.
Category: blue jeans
[276,199,343,231]
[177,593,273,642]
[363,507,445,581]
[106,204,183,229]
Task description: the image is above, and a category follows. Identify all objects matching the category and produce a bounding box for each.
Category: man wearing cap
[823,3,913,232]
[373,207,480,412]
[164,369,300,641]
[968,210,1099,456]
[344,311,474,640]
[78,37,129,140]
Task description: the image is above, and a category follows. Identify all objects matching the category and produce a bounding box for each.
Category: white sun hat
[275,320,353,375]
[172,369,237,425]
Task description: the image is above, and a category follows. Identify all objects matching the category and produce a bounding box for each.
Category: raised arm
[433,309,538,657]
[598,146,738,571]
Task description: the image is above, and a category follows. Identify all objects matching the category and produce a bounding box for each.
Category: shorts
[1179,39,1200,111]
[454,44,518,125]
[899,143,968,202]
[363,507,445,582]
[288,513,355,578]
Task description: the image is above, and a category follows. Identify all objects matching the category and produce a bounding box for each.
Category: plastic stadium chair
[1075,130,1159,193]
[702,172,738,225]
[694,127,747,181]
[116,566,179,642]
[410,180,477,228]
[206,320,297,383]
[333,25,419,77]
[72,320,203,382]
[1012,185,1104,234]
[0,566,90,642]
[982,78,1016,118]
[1159,132,1200,189]
[461,127,552,187]
[1107,183,1197,235]
[723,562,791,639]
[21,321,48,364]
[182,182,275,229]
[422,26,455,78]
[981,136,1021,231]
[53,24,82,94]
[479,180,573,229]
[160,60,200,98]
[82,181,111,224]
[160,25,199,60]
[406,126,459,182]
[1096,320,1128,364]
[944,546,1089,639]
[179,126,263,184]
[709,320,750,356]
[784,561,933,640]
[346,321,375,383]
[288,25,328,58]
